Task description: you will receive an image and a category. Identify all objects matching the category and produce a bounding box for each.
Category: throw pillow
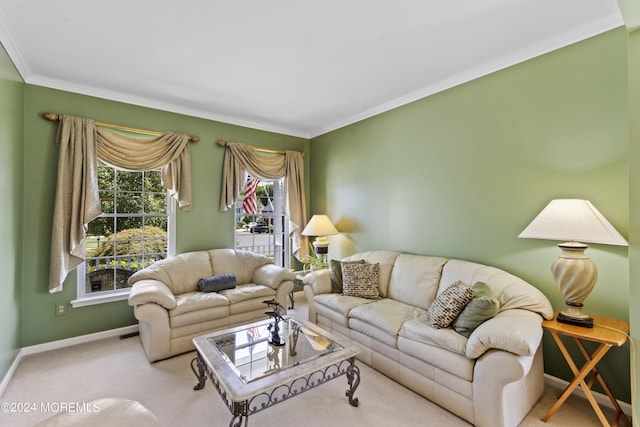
[428,280,474,329]
[453,282,501,338]
[198,273,237,292]
[341,262,380,299]
[330,259,365,293]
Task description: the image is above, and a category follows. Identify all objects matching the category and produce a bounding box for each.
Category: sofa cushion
[314,293,375,318]
[171,290,230,316]
[198,274,236,292]
[387,254,448,310]
[208,249,273,284]
[349,299,427,337]
[129,251,212,295]
[440,259,553,320]
[428,280,474,329]
[400,317,468,356]
[342,262,380,299]
[330,259,364,293]
[452,281,500,338]
[219,283,276,304]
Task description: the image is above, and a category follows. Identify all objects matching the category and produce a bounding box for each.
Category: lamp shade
[518,199,627,246]
[302,215,338,237]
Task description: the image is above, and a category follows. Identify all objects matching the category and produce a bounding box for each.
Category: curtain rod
[43,112,200,142]
[216,140,305,157]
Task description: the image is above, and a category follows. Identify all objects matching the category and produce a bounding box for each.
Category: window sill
[71,289,130,308]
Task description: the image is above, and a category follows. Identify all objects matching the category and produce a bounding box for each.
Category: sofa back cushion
[387,254,448,310]
[342,251,401,297]
[129,251,212,295]
[208,249,273,284]
[439,259,553,319]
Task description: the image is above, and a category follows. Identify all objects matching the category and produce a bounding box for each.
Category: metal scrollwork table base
[190,318,360,427]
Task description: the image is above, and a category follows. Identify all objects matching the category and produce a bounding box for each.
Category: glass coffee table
[191,317,361,427]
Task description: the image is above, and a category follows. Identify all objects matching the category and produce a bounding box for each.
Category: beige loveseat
[303,250,553,427]
[128,249,295,362]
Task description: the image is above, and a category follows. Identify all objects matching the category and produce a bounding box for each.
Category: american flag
[243,177,260,214]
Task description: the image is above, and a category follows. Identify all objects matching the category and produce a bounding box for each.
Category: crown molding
[309,12,624,138]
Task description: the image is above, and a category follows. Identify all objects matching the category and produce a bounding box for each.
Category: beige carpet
[0,294,624,426]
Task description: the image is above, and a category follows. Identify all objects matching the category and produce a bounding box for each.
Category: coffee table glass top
[208,318,343,384]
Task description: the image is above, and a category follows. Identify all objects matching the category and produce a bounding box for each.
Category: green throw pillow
[329,259,364,293]
[452,281,500,338]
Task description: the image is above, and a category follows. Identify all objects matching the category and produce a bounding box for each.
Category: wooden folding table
[542,311,631,427]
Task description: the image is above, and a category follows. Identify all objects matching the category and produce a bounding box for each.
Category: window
[73,160,175,307]
[235,177,289,268]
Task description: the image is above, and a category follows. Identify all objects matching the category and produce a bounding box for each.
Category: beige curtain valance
[219,142,308,262]
[49,115,192,293]
[96,128,192,209]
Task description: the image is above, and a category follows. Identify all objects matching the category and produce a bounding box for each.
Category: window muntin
[75,160,174,306]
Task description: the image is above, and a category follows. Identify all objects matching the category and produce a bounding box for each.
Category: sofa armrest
[302,269,332,295]
[465,309,543,359]
[252,264,295,290]
[473,346,544,427]
[128,279,177,310]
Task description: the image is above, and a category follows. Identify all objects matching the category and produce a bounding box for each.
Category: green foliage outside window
[87,161,167,236]
[89,226,167,258]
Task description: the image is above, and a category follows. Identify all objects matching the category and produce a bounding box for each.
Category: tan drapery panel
[284,150,308,262]
[49,115,192,293]
[219,142,308,262]
[49,116,102,293]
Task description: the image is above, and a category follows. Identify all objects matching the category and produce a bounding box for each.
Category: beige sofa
[303,250,553,427]
[128,249,295,362]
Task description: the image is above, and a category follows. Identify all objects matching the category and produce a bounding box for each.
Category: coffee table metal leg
[345,357,360,407]
[191,355,207,391]
[230,401,249,427]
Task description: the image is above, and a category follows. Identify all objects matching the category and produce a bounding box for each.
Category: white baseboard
[0,324,138,397]
[0,350,23,399]
[544,373,633,418]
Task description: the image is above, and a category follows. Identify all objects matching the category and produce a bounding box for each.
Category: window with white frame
[235,176,289,268]
[74,159,175,307]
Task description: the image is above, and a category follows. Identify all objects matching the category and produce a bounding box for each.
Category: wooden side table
[541,311,631,427]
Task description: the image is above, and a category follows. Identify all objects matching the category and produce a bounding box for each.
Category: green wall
[19,86,308,347]
[0,43,23,381]
[310,28,631,401]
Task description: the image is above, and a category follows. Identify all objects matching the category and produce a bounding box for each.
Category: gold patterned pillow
[428,280,474,329]
[341,262,380,299]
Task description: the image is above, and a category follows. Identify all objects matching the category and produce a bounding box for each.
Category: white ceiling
[0,1,624,138]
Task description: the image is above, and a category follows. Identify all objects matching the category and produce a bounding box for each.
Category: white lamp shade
[518,199,627,246]
[301,215,338,237]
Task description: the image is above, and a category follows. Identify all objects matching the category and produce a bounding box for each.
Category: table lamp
[301,215,338,267]
[518,199,627,327]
